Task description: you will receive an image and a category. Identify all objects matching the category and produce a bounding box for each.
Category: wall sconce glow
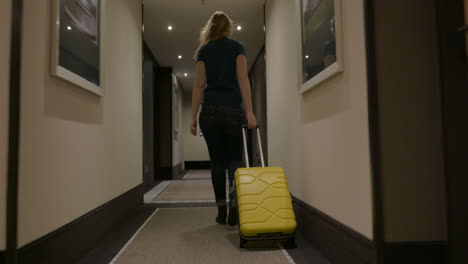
[67,26,72,31]
[236,25,242,31]
[178,55,183,59]
[167,25,173,31]
[184,73,188,77]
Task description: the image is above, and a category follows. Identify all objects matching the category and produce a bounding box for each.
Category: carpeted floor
[76,180,330,264]
[153,180,229,202]
[153,180,216,201]
[111,208,292,264]
[183,170,212,180]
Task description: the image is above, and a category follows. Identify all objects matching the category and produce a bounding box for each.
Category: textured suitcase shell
[235,167,297,238]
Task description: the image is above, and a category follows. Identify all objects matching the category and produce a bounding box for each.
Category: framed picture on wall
[298,0,344,93]
[172,74,180,140]
[51,0,102,96]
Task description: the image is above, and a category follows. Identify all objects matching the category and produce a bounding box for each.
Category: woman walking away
[190,11,257,226]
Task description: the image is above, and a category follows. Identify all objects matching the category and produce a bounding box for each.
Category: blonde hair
[194,11,233,59]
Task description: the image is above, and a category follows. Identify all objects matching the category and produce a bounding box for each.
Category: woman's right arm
[236,55,257,129]
[191,61,206,136]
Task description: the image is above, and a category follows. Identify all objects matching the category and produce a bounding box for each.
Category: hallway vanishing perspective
[96,170,326,264]
[1,0,467,264]
[73,170,329,264]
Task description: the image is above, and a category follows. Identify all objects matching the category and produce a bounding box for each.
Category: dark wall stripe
[6,0,23,263]
[75,204,157,264]
[363,0,384,263]
[17,185,143,264]
[292,196,377,264]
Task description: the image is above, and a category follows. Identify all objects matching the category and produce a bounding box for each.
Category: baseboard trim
[185,161,210,170]
[143,179,161,194]
[0,250,5,264]
[172,163,183,180]
[17,184,143,264]
[383,241,447,264]
[292,196,377,264]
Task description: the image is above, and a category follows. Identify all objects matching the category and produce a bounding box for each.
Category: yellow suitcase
[235,127,296,248]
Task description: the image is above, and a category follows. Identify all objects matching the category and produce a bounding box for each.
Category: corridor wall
[265,0,373,238]
[0,0,12,252]
[18,0,142,247]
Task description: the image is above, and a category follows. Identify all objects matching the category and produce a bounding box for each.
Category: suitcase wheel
[283,237,296,249]
[240,237,246,248]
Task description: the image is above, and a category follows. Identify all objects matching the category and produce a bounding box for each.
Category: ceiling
[142,0,265,92]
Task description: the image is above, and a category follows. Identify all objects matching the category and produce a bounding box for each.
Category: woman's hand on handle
[246,112,257,129]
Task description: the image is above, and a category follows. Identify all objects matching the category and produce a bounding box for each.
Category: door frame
[434,0,468,263]
[6,0,23,263]
[364,0,467,262]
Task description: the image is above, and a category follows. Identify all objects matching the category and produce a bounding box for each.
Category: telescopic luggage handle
[241,125,265,168]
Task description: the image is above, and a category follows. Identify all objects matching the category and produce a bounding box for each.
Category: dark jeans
[199,104,244,206]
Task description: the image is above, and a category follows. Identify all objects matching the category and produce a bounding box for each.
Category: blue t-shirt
[196,37,246,107]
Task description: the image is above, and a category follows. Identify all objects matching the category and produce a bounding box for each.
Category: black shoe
[228,206,238,226]
[216,206,227,225]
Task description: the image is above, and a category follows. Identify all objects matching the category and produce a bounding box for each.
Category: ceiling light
[178,55,183,59]
[305,55,309,59]
[237,25,242,31]
[167,25,173,31]
[184,73,188,77]
[67,26,72,31]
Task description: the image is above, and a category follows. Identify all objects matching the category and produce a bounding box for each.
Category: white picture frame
[51,0,102,96]
[297,0,344,94]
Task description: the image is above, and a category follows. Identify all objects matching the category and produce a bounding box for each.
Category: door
[142,43,155,192]
[156,67,173,180]
[435,0,468,263]
[143,42,162,190]
[153,64,162,183]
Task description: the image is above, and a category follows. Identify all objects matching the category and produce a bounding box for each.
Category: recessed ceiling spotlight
[67,26,72,31]
[178,55,183,59]
[236,25,242,31]
[167,25,173,31]
[184,73,188,77]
